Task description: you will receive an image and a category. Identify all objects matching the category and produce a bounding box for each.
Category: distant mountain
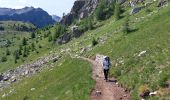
[0,7,56,28]
[52,15,61,22]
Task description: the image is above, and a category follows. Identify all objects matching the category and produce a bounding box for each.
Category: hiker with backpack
[102,56,111,82]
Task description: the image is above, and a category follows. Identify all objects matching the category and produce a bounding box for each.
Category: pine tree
[6,48,10,56]
[14,50,20,63]
[1,56,7,62]
[31,43,35,51]
[95,0,106,20]
[22,37,27,46]
[92,38,98,46]
[114,2,121,20]
[88,17,93,30]
[122,16,130,34]
[31,32,36,39]
[23,46,28,57]
[48,35,53,42]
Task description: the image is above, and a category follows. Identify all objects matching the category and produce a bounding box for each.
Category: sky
[0,0,76,17]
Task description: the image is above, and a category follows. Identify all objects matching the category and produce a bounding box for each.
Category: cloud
[18,0,27,3]
[13,5,25,9]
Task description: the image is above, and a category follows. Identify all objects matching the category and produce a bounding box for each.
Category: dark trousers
[103,69,109,80]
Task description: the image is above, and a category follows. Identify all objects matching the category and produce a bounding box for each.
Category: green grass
[0,1,170,100]
[85,3,170,99]
[0,57,94,100]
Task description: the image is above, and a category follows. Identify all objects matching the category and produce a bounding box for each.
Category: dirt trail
[82,57,130,100]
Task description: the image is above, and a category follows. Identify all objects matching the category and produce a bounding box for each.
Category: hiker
[102,56,111,82]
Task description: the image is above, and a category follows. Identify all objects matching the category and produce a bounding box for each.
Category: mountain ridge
[0,7,58,28]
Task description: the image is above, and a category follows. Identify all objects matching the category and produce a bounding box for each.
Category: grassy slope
[0,2,170,100]
[0,25,55,72]
[0,21,36,31]
[57,3,170,99]
[0,57,94,100]
[86,4,170,100]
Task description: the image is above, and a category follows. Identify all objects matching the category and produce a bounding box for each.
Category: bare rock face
[157,0,167,7]
[78,0,99,19]
[61,0,99,25]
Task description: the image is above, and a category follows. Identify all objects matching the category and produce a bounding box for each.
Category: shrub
[48,35,53,42]
[95,0,114,20]
[6,48,11,56]
[1,56,7,62]
[158,72,168,87]
[31,32,36,39]
[122,16,130,34]
[92,38,98,46]
[22,37,27,46]
[95,0,106,20]
[138,84,149,94]
[78,17,93,32]
[23,46,28,57]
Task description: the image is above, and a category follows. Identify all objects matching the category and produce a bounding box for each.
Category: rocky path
[82,57,130,100]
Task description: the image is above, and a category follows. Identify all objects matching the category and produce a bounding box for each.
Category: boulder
[130,7,143,15]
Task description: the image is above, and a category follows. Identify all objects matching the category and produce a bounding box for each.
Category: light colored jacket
[103,60,110,70]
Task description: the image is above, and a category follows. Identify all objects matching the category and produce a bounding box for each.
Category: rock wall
[60,0,99,25]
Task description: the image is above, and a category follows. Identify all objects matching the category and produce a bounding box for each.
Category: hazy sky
[0,0,76,17]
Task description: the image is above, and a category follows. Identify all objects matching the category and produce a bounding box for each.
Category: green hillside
[0,57,94,100]
[0,0,170,100]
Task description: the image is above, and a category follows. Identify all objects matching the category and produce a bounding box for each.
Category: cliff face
[61,0,99,25]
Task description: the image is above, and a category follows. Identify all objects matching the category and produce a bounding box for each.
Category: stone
[52,57,58,62]
[138,51,147,57]
[149,91,157,96]
[31,88,35,91]
[80,48,86,54]
[95,90,102,95]
[3,76,9,81]
[2,93,7,98]
[11,78,16,83]
[130,7,143,15]
[123,95,127,97]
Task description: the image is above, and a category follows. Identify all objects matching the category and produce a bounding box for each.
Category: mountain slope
[52,15,61,22]
[0,7,55,28]
[0,0,170,100]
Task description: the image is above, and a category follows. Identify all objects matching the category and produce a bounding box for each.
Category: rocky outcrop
[57,33,71,44]
[157,0,167,7]
[61,0,99,25]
